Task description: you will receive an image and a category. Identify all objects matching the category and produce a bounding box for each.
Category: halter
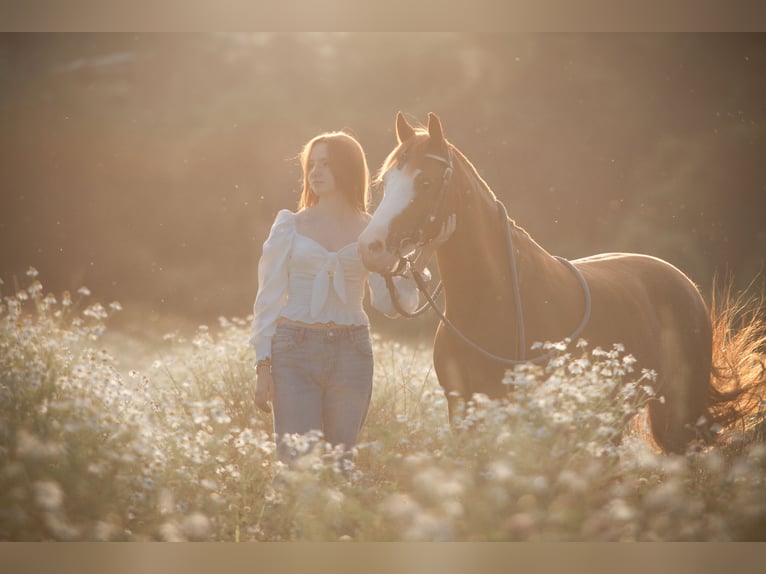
[392,148,455,256]
[419,150,454,244]
[384,160,592,365]
[382,148,454,315]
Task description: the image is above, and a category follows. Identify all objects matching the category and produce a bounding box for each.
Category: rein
[383,267,443,318]
[385,195,592,366]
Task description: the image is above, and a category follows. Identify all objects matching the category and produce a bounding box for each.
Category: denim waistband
[275,322,368,341]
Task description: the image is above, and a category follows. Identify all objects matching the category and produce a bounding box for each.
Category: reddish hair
[298,131,369,212]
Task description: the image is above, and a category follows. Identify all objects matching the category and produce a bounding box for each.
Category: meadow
[1,269,765,541]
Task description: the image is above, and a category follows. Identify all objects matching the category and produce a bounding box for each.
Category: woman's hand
[254,369,274,413]
[431,213,457,249]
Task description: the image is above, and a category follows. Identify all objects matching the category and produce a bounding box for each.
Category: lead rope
[383,267,443,318]
[499,200,527,360]
[388,199,592,366]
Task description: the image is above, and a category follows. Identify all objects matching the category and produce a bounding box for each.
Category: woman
[250,130,453,465]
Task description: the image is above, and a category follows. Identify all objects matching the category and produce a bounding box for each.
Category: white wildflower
[33,480,64,510]
[557,470,587,494]
[486,460,514,482]
[16,429,63,461]
[83,303,108,320]
[644,479,682,511]
[609,498,635,522]
[382,493,419,520]
[159,521,186,542]
[403,511,454,541]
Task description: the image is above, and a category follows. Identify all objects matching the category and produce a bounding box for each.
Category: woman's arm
[250,209,295,363]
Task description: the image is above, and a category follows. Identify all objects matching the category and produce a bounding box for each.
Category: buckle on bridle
[423,151,454,185]
[391,255,412,277]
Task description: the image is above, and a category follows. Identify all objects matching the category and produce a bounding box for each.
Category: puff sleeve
[368,267,430,318]
[249,209,295,362]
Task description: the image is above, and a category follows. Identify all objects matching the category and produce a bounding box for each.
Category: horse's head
[359,112,455,275]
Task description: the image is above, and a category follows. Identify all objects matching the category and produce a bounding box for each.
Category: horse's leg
[433,330,471,425]
[445,391,467,425]
[435,354,467,424]
[647,306,712,453]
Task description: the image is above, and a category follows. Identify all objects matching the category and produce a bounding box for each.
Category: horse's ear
[396,111,416,144]
[427,112,444,143]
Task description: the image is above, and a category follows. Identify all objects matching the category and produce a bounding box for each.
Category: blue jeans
[271,322,374,464]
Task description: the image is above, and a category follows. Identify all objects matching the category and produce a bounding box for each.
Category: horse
[359,111,766,454]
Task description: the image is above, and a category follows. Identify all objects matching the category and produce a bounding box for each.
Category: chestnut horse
[360,112,766,454]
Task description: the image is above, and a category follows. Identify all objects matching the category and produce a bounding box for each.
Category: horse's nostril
[368,239,383,254]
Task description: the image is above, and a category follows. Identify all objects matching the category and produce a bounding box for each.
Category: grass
[1,270,765,541]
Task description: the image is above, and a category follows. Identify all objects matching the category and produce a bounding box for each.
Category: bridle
[382,149,592,366]
[383,147,454,315]
[391,148,455,263]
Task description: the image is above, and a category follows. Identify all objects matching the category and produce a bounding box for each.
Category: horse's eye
[417,178,433,192]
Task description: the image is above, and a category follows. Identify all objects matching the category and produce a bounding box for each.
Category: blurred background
[1,33,764,339]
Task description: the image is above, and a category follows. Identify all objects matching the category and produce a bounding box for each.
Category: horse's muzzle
[358,238,399,275]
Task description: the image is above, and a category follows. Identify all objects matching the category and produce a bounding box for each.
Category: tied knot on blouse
[312,251,346,318]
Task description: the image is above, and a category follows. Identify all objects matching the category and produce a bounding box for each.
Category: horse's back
[573,252,708,314]
[573,252,711,350]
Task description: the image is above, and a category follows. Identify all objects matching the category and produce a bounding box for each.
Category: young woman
[250,130,453,465]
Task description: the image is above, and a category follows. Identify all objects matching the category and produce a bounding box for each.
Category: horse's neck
[437,172,574,326]
[438,199,553,296]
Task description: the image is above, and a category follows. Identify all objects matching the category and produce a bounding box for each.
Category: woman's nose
[312,162,326,174]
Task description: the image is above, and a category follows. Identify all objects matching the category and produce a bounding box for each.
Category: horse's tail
[707,279,766,441]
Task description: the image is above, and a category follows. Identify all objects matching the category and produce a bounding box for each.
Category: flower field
[1,270,765,541]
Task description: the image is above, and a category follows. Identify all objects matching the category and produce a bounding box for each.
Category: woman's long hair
[298,131,369,213]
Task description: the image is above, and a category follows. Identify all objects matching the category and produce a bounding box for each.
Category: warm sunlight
[1,33,765,542]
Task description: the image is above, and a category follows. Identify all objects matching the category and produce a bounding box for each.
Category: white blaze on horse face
[359,165,418,273]
[374,166,420,231]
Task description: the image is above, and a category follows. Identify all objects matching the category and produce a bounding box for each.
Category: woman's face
[307,142,337,199]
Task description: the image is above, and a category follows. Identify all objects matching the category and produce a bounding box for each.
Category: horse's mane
[449,143,497,204]
[451,139,536,238]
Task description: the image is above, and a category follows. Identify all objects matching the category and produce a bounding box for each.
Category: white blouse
[249,209,422,362]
